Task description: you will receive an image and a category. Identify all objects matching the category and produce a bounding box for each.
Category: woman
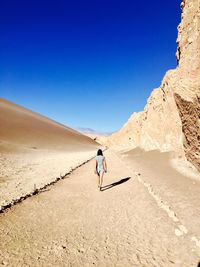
[94,149,107,191]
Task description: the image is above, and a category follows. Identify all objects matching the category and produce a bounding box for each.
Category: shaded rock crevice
[174,93,200,171]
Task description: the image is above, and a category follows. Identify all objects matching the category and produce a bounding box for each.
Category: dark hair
[97,149,103,156]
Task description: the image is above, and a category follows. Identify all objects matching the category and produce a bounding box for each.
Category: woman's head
[97,149,103,156]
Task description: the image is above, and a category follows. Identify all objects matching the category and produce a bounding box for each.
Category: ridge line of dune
[0,98,82,135]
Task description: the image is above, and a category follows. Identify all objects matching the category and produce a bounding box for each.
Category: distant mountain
[76,127,112,137]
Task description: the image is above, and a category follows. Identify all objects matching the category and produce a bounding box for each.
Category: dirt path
[0,150,199,266]
[121,149,200,242]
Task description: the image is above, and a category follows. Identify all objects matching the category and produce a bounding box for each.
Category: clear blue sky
[0,0,181,132]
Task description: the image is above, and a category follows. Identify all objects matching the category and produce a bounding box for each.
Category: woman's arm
[104,158,107,172]
[94,159,97,174]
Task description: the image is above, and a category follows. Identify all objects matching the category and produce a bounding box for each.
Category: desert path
[0,150,200,267]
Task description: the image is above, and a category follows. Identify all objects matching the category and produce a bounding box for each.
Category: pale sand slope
[83,133,109,147]
[0,150,200,266]
[0,98,101,210]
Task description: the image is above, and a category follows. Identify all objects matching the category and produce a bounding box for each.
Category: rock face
[108,0,200,171]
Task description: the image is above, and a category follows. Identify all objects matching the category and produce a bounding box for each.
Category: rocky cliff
[108,0,200,171]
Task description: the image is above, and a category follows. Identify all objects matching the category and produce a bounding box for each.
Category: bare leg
[99,171,104,189]
[96,173,100,188]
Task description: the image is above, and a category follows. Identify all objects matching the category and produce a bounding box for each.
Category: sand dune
[0,98,101,210]
[0,98,97,152]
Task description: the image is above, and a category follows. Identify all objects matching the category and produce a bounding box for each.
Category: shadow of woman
[101,177,131,191]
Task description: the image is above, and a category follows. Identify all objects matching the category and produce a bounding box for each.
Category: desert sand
[121,148,200,237]
[0,149,200,266]
[77,128,109,147]
[1,0,200,265]
[0,98,101,210]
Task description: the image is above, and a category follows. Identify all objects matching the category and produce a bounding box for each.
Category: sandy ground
[0,150,200,267]
[0,148,98,210]
[121,148,200,239]
[0,98,100,210]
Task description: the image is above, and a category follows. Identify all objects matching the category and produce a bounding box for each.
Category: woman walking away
[94,149,107,191]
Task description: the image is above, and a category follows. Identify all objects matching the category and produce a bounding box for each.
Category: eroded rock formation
[108,0,200,171]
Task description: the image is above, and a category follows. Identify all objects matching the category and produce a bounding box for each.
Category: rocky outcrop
[108,0,200,171]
